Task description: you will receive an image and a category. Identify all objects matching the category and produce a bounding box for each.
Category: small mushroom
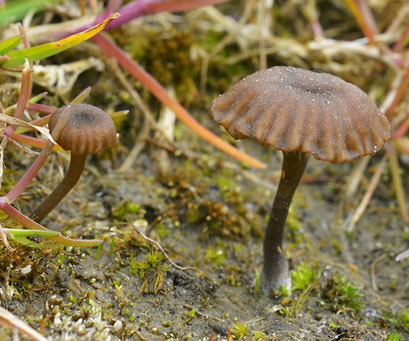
[32,104,117,223]
[210,66,390,293]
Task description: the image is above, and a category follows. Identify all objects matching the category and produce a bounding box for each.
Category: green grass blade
[0,36,21,55]
[2,12,120,67]
[6,228,59,237]
[10,236,45,248]
[0,0,61,27]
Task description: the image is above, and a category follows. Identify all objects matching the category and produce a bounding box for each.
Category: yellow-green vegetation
[187,200,248,237]
[323,274,364,313]
[0,169,17,196]
[129,251,168,294]
[204,243,226,267]
[291,262,317,292]
[400,310,409,330]
[387,332,402,341]
[251,330,267,340]
[231,321,248,339]
[111,200,145,221]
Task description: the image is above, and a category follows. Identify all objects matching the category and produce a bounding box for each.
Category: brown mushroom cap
[49,104,117,155]
[210,66,391,163]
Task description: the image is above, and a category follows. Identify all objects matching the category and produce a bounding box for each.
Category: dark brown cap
[49,104,117,155]
[210,66,391,163]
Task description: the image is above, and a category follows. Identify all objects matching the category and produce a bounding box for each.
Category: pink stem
[92,33,265,169]
[391,117,409,140]
[311,19,323,41]
[6,105,72,203]
[354,0,378,45]
[28,102,56,114]
[6,131,63,151]
[6,140,55,203]
[393,20,409,52]
[13,63,31,121]
[68,0,229,34]
[386,66,409,119]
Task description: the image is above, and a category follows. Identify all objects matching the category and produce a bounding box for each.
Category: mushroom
[32,104,117,223]
[210,66,390,293]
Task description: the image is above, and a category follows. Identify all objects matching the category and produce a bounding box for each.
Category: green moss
[387,332,402,341]
[231,321,248,339]
[324,274,364,312]
[399,309,409,330]
[146,251,163,269]
[111,200,145,221]
[204,245,226,267]
[251,331,267,340]
[291,262,317,292]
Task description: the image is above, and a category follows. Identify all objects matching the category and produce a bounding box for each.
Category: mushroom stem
[260,151,309,293]
[32,153,86,223]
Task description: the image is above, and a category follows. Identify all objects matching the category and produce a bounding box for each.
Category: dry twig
[370,253,387,292]
[132,223,202,276]
[345,154,388,232]
[0,306,47,341]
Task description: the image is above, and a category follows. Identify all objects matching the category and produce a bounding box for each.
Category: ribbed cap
[49,104,117,155]
[210,66,390,163]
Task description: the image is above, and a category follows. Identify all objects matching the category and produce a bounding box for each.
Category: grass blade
[0,0,61,27]
[0,36,21,55]
[2,12,120,67]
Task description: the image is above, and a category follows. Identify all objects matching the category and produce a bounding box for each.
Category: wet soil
[1,122,409,340]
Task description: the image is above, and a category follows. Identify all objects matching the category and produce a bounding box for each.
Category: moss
[204,245,226,267]
[231,321,248,339]
[111,200,145,221]
[323,274,364,313]
[291,262,317,292]
[399,309,409,330]
[387,332,402,341]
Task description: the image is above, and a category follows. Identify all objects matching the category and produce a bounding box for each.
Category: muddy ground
[1,1,409,340]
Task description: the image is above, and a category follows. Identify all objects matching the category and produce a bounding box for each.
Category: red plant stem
[393,20,409,52]
[102,0,123,19]
[71,0,229,33]
[353,0,378,45]
[92,33,265,169]
[28,102,56,114]
[13,62,31,121]
[6,131,64,151]
[1,201,47,230]
[310,19,323,41]
[391,117,409,140]
[17,23,30,49]
[386,66,409,119]
[6,105,71,203]
[6,139,55,203]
